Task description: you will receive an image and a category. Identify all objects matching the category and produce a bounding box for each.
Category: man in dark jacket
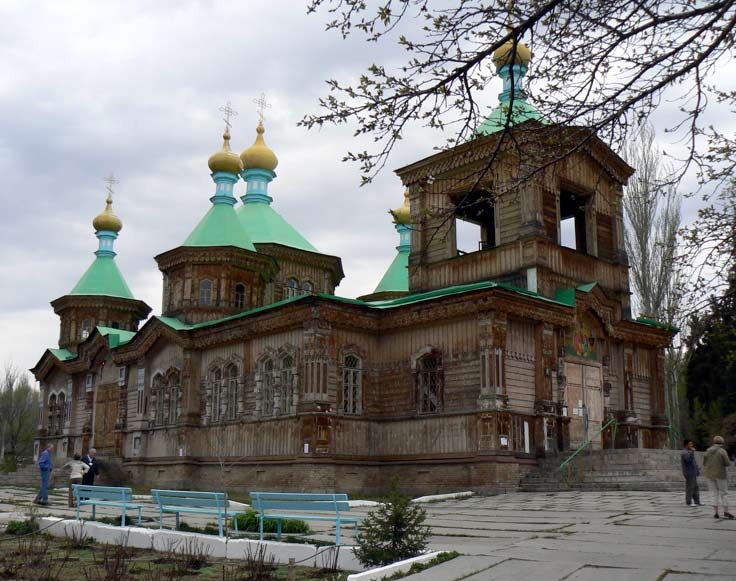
[681,440,702,507]
[81,448,99,486]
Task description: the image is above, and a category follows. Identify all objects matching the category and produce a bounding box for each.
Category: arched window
[234,283,247,309]
[416,353,442,414]
[152,373,165,426]
[279,355,295,415]
[302,281,314,295]
[81,319,92,340]
[167,370,181,425]
[199,279,213,306]
[210,368,223,422]
[262,359,274,416]
[343,355,362,415]
[48,393,57,431]
[226,364,238,420]
[285,278,298,299]
[57,392,66,429]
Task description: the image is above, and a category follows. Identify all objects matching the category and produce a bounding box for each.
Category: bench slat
[256,501,350,512]
[264,513,361,522]
[251,492,348,501]
[154,497,227,508]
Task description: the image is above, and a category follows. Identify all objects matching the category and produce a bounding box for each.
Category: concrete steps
[519,449,736,492]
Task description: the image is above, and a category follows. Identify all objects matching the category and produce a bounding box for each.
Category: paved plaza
[0,486,734,580]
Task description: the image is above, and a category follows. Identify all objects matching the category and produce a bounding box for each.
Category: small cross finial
[104,173,119,198]
[219,101,238,129]
[253,92,272,123]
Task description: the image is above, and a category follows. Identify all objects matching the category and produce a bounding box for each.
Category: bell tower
[52,181,151,350]
[156,119,277,324]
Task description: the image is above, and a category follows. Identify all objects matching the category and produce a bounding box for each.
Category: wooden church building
[31,38,675,494]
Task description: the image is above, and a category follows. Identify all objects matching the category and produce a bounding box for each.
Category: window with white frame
[416,352,442,414]
[234,283,247,309]
[199,279,213,306]
[481,347,505,395]
[81,319,92,340]
[285,278,298,299]
[118,366,127,386]
[342,355,362,415]
[226,364,238,420]
[261,358,275,416]
[85,374,94,392]
[302,281,314,295]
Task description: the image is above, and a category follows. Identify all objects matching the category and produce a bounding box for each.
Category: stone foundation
[123,454,538,496]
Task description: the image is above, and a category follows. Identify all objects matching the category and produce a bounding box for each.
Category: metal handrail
[559,418,619,483]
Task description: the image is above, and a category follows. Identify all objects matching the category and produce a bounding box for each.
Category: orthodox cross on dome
[104,173,119,198]
[253,92,272,123]
[219,101,238,129]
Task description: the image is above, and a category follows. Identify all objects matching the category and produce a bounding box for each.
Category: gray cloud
[0,1,718,375]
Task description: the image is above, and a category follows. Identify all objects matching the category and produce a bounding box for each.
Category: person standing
[681,440,702,506]
[81,448,99,486]
[703,435,734,519]
[62,454,89,508]
[34,443,54,505]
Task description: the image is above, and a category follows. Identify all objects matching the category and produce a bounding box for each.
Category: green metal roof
[476,97,543,136]
[156,279,570,334]
[237,202,317,252]
[373,250,409,294]
[96,326,137,348]
[49,348,77,361]
[69,255,135,299]
[183,204,256,251]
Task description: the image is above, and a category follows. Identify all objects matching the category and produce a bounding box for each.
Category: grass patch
[233,509,310,535]
[5,519,38,535]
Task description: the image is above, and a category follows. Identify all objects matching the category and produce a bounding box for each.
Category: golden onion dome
[208,128,244,174]
[92,194,123,233]
[240,121,278,171]
[390,189,411,225]
[492,29,532,70]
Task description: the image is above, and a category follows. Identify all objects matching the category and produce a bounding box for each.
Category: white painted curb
[348,499,381,508]
[346,551,441,580]
[412,491,474,503]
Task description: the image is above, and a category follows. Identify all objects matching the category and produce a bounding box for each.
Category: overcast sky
[0,1,727,377]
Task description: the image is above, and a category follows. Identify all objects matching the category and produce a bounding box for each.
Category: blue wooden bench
[250,492,362,545]
[151,489,246,537]
[73,485,144,527]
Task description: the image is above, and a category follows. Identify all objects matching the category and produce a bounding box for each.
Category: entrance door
[565,362,604,449]
[93,383,119,454]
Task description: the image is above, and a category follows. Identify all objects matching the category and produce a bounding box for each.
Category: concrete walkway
[1,487,734,580]
[408,490,736,580]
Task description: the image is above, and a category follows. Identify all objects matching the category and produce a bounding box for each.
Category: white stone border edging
[34,516,334,567]
[411,491,474,503]
[346,551,441,581]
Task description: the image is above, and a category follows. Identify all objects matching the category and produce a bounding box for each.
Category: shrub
[5,520,38,535]
[233,509,310,535]
[354,478,431,567]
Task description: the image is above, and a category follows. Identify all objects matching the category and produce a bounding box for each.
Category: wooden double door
[565,362,604,449]
[93,383,121,455]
